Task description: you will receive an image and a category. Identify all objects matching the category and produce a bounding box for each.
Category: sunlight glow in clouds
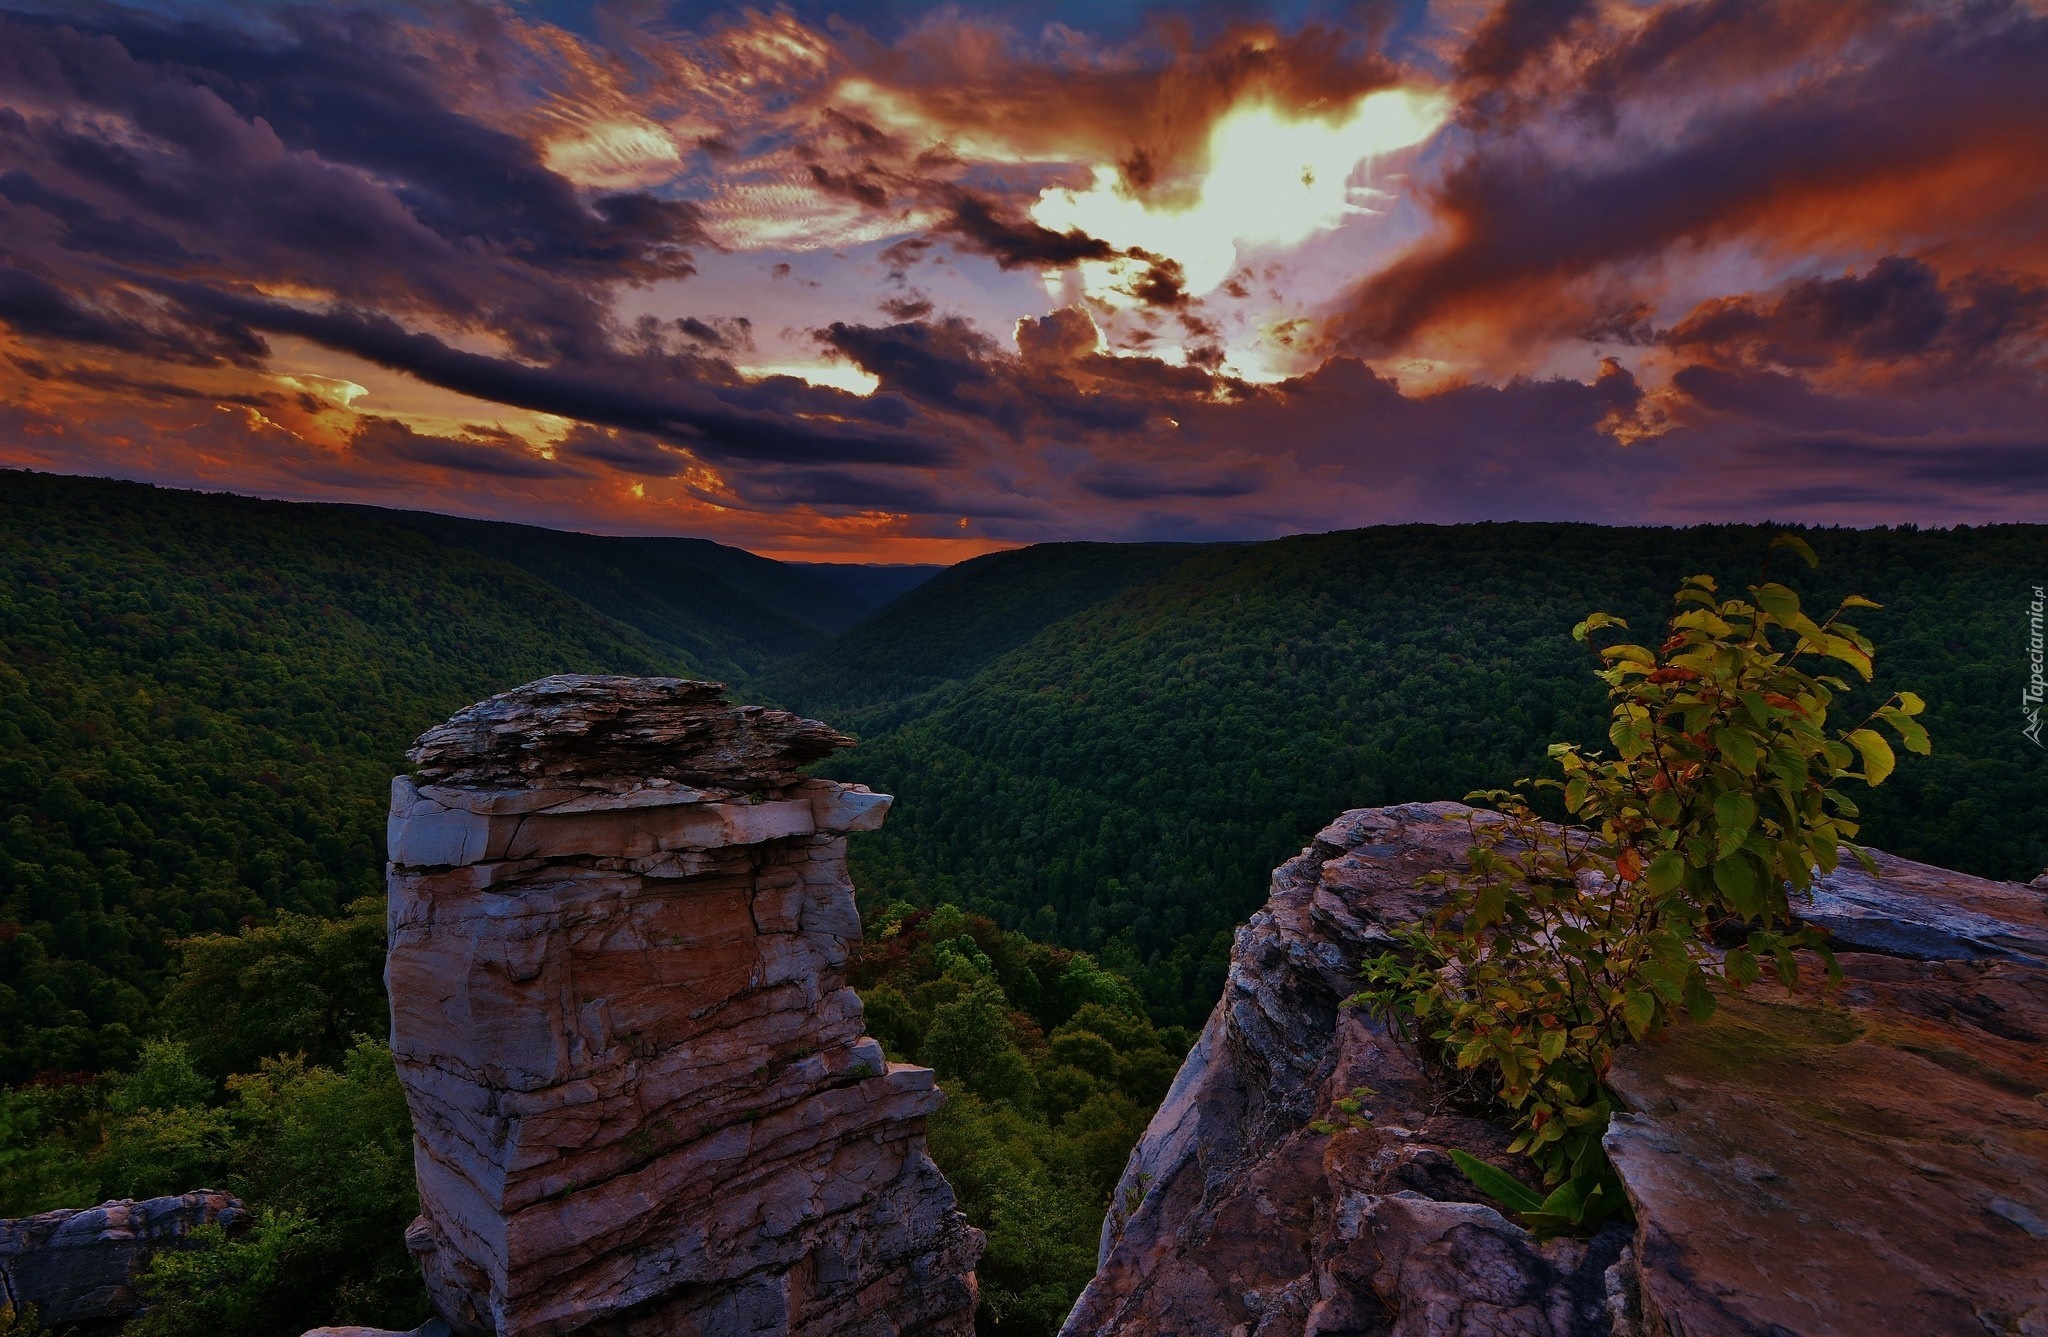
[1031,86,1449,306]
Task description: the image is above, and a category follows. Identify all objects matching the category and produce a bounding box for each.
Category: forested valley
[3,468,2042,1334]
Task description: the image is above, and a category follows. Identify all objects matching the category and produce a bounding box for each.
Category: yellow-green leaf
[1572,612,1627,643]
[1879,708,1931,755]
[1621,990,1656,1039]
[1846,727,1895,786]
[1769,533,1819,568]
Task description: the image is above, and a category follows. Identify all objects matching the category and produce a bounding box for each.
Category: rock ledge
[1064,802,2048,1337]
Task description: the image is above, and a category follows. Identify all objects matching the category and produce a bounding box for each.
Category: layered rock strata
[0,1191,243,1330]
[1063,802,2048,1337]
[388,675,981,1337]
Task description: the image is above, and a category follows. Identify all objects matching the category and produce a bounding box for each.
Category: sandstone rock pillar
[385,676,981,1337]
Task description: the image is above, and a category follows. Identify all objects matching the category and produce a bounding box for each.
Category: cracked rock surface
[386,676,980,1337]
[0,1191,244,1330]
[1060,803,2048,1337]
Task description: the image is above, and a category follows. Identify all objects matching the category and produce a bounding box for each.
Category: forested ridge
[805,523,2048,1024]
[2,470,2042,1335]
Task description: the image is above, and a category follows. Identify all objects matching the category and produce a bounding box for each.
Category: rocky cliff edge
[1062,802,2048,1337]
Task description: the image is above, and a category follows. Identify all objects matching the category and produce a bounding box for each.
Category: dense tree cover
[848,902,1189,1336]
[0,896,1164,1337]
[788,562,945,609]
[0,470,738,1081]
[819,524,2048,1026]
[360,510,879,672]
[763,542,1209,726]
[0,900,422,1333]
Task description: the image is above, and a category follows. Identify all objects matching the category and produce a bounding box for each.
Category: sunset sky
[1,1,2043,560]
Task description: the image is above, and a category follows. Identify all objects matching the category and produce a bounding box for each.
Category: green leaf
[1538,1029,1566,1064]
[1621,990,1656,1039]
[1726,948,1761,986]
[1572,612,1627,643]
[1644,849,1686,895]
[1683,974,1718,1021]
[1769,533,1819,568]
[1449,1149,1545,1214]
[1752,582,1803,624]
[1714,791,1757,851]
[1713,855,1761,917]
[1535,1176,1587,1223]
[1845,727,1895,786]
[1879,708,1931,756]
[1896,690,1926,716]
[1714,727,1759,775]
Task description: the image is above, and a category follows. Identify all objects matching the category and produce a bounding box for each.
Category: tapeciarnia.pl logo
[2027,584,2045,748]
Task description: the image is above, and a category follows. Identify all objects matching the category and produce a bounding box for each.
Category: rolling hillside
[0,470,857,1078]
[804,523,2048,1022]
[762,541,1216,726]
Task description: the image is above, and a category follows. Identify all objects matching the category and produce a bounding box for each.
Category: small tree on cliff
[1354,535,1930,1231]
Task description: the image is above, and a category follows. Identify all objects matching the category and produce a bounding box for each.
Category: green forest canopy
[788,522,2048,1023]
[2,468,2042,1334]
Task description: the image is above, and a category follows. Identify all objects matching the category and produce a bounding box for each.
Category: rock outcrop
[1063,802,2048,1337]
[387,675,981,1337]
[0,1191,243,1330]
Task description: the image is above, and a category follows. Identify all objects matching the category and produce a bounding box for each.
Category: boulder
[387,676,980,1337]
[1063,803,2048,1337]
[0,1191,243,1330]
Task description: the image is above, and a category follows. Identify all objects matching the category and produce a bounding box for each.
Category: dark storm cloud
[0,263,266,365]
[353,418,591,480]
[818,319,995,411]
[1666,257,2048,372]
[931,186,1120,270]
[554,426,693,479]
[0,7,704,370]
[154,285,957,467]
[1457,0,1596,90]
[1334,2,2048,354]
[41,7,706,283]
[738,468,954,512]
[1075,461,1265,500]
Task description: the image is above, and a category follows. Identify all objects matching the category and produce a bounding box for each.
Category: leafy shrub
[1354,537,1930,1230]
[160,899,389,1078]
[0,1036,425,1334]
[848,902,1172,1335]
